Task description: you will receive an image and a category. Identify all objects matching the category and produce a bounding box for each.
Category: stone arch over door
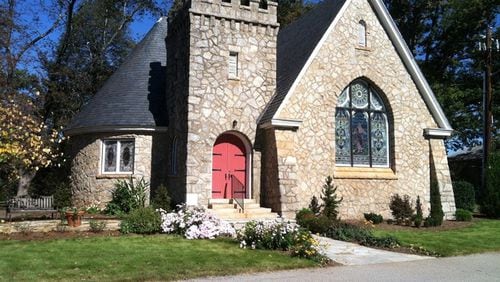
[211,131,252,199]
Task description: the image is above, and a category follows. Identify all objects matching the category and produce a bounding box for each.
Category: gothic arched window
[335,80,389,167]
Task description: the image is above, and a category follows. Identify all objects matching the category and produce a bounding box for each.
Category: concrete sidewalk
[314,235,432,266]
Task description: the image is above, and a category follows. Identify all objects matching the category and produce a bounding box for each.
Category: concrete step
[207,198,279,221]
[209,203,236,209]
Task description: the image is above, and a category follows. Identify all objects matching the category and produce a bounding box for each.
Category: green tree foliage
[43,0,161,130]
[384,0,500,150]
[277,0,315,26]
[481,152,500,218]
[320,176,343,220]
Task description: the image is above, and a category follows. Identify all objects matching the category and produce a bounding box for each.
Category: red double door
[212,134,247,199]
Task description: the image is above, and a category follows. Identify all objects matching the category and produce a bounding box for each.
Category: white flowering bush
[159,204,235,239]
[237,218,329,263]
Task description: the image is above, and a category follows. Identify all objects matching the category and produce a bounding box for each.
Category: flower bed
[159,205,235,239]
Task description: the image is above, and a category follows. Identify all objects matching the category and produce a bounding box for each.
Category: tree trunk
[16,168,36,196]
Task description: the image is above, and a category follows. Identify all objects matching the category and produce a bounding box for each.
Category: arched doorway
[212,133,248,199]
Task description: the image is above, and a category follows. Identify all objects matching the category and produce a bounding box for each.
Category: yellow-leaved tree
[0,94,63,196]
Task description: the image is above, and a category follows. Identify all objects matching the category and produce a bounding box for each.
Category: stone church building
[66,0,456,219]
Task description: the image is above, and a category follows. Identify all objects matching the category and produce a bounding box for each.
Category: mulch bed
[0,230,122,241]
[373,219,474,231]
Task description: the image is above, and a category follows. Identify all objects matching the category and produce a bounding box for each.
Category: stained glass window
[102,139,134,173]
[335,80,389,167]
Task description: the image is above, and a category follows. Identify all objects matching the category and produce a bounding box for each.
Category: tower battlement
[190,0,278,27]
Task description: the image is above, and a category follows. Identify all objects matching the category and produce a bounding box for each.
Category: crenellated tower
[167,0,279,206]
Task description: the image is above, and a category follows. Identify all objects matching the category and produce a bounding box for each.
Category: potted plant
[62,207,86,227]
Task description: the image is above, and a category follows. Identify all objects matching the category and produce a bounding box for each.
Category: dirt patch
[0,230,121,241]
[373,219,474,232]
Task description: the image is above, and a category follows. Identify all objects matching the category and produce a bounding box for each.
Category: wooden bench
[6,196,58,220]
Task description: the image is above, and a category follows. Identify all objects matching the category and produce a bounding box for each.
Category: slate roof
[259,0,347,123]
[65,17,168,136]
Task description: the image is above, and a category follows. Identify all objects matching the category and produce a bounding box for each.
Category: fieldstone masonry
[69,0,456,220]
[69,133,167,208]
[266,0,455,219]
[168,0,279,205]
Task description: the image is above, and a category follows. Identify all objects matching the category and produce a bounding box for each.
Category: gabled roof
[260,0,452,136]
[65,17,169,136]
[259,0,346,124]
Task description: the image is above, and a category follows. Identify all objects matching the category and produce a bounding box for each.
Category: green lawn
[0,235,317,281]
[372,219,500,256]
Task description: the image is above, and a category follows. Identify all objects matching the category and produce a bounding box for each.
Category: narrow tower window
[228,52,238,78]
[358,20,367,47]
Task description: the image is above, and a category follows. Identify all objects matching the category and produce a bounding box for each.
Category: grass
[372,219,500,256]
[0,235,316,281]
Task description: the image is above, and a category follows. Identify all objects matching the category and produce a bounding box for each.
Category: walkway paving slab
[314,235,432,265]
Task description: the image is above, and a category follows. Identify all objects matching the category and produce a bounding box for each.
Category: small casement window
[102,139,134,173]
[228,51,238,78]
[170,137,178,175]
[335,80,389,167]
[358,20,367,47]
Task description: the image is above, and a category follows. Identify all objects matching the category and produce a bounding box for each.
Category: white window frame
[228,51,239,79]
[101,139,135,174]
[358,20,367,47]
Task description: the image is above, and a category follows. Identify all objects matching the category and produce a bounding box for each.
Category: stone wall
[266,0,451,219]
[429,139,456,219]
[69,132,167,208]
[179,0,278,205]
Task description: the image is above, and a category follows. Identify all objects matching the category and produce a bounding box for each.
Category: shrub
[321,176,343,220]
[363,213,383,224]
[414,196,423,228]
[453,181,475,212]
[106,177,148,215]
[89,220,107,232]
[455,209,473,221]
[237,219,328,263]
[120,207,161,234]
[238,219,296,250]
[296,208,314,222]
[298,214,331,234]
[159,204,235,239]
[325,221,399,249]
[151,184,172,212]
[52,182,72,210]
[427,180,444,226]
[309,196,321,215]
[389,194,414,224]
[481,152,500,218]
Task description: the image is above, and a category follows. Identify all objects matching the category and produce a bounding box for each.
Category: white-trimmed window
[228,51,238,78]
[102,139,135,173]
[170,137,178,175]
[358,20,367,47]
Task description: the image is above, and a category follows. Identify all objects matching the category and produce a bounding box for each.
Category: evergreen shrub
[363,213,383,224]
[481,152,500,218]
[453,181,475,212]
[389,194,413,224]
[151,184,172,211]
[321,176,343,220]
[120,207,161,234]
[425,180,444,227]
[455,209,473,221]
